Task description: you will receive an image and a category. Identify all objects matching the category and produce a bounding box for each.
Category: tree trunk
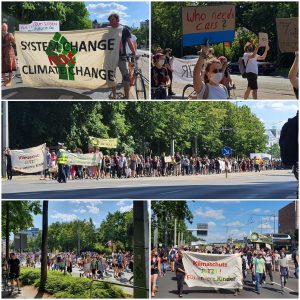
[40,201,48,292]
[5,202,9,260]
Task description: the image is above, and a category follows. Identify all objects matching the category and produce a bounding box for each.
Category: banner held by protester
[172,57,198,84]
[183,251,243,289]
[66,152,101,166]
[89,136,118,149]
[11,143,46,173]
[182,5,236,46]
[15,28,122,89]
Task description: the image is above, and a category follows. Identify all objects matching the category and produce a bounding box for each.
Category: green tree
[2,201,42,259]
[40,201,48,292]
[267,143,281,159]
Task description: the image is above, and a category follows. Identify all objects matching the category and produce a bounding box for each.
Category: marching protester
[164,48,176,96]
[56,143,68,183]
[243,41,270,99]
[193,45,229,99]
[108,13,136,100]
[288,51,298,99]
[175,250,186,298]
[151,249,161,297]
[8,253,21,294]
[2,22,16,87]
[4,147,13,180]
[278,251,289,293]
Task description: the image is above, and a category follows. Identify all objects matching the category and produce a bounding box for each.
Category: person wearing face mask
[108,13,136,100]
[243,41,270,100]
[193,45,229,99]
[151,53,170,99]
[2,23,16,87]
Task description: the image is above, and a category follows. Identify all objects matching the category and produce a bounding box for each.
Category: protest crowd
[4,145,282,182]
[151,244,298,297]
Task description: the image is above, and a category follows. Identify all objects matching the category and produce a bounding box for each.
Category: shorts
[246,72,258,90]
[92,269,96,275]
[118,57,130,85]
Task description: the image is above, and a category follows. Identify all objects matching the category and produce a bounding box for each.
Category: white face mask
[210,72,223,84]
[157,60,165,67]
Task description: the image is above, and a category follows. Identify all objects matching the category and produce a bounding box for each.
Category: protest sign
[172,57,198,84]
[276,17,298,53]
[183,251,243,289]
[182,5,236,46]
[164,156,172,163]
[89,136,118,149]
[15,27,122,89]
[259,32,268,47]
[19,21,60,32]
[66,152,100,166]
[11,143,46,173]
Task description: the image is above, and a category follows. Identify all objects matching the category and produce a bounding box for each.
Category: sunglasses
[212,69,222,73]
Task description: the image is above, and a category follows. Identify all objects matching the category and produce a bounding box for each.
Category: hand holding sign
[259,32,268,47]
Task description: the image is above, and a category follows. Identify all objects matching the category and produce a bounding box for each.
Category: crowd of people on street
[2,250,134,294]
[4,144,282,182]
[151,244,298,297]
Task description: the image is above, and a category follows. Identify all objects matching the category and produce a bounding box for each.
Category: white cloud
[86,204,100,214]
[70,200,103,204]
[86,3,129,20]
[258,223,272,230]
[252,208,261,213]
[74,208,87,213]
[252,101,298,112]
[225,221,243,227]
[51,213,78,222]
[227,229,245,238]
[194,207,225,220]
[119,205,133,213]
[208,221,216,227]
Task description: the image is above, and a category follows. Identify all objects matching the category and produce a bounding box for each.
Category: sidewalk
[2,285,52,299]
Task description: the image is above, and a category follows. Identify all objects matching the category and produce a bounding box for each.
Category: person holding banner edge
[108,13,136,100]
[243,41,270,100]
[175,251,187,297]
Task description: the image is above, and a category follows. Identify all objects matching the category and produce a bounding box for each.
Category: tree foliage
[152,2,298,66]
[9,101,267,158]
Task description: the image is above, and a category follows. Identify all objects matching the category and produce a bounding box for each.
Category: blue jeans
[255,273,263,293]
[162,262,167,274]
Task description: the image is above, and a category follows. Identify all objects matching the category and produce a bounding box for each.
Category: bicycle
[124,54,149,99]
[181,84,194,99]
[151,85,168,99]
[2,271,14,296]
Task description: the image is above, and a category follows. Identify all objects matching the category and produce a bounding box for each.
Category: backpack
[238,57,248,78]
[279,113,298,166]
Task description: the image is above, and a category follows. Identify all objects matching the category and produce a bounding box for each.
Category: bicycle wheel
[135,72,146,99]
[182,84,194,99]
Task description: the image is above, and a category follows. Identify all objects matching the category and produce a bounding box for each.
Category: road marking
[271,281,296,293]
[159,190,184,195]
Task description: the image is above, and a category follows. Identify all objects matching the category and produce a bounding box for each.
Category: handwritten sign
[172,57,198,84]
[182,5,236,46]
[259,32,268,47]
[89,136,118,148]
[19,21,60,32]
[276,17,298,53]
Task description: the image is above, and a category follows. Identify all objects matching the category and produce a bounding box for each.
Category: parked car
[229,61,276,75]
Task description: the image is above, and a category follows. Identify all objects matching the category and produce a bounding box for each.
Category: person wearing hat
[56,143,68,183]
[252,250,266,294]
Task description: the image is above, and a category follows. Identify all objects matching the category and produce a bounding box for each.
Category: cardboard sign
[11,143,46,173]
[276,17,298,53]
[164,156,172,163]
[19,21,60,32]
[15,28,122,89]
[182,5,236,46]
[171,57,198,84]
[183,251,243,289]
[259,32,268,47]
[89,136,118,149]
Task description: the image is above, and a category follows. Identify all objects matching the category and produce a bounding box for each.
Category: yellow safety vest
[57,150,68,165]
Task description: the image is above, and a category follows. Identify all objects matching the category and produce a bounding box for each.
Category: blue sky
[32,200,133,229]
[185,200,293,243]
[84,2,149,28]
[235,101,298,130]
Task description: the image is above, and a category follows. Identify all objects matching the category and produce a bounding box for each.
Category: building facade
[278,201,298,233]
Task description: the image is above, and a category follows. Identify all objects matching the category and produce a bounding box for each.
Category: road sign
[197,223,208,236]
[221,146,232,156]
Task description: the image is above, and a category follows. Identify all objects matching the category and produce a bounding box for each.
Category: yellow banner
[89,136,118,149]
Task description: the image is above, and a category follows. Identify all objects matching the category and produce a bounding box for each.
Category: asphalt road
[2,49,149,100]
[155,266,298,298]
[172,75,296,100]
[2,170,297,200]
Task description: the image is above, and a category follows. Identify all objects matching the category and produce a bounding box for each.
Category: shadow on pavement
[2,87,92,99]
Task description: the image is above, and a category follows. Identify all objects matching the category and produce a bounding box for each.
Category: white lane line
[159,190,184,195]
[272,281,296,293]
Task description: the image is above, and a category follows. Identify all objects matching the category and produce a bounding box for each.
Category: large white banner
[11,144,46,173]
[183,251,243,289]
[15,27,123,89]
[171,57,198,84]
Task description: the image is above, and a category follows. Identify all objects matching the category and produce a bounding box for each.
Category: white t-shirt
[197,82,228,99]
[243,52,259,74]
[126,34,137,54]
[265,256,272,264]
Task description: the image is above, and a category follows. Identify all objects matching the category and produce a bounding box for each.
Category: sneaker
[271,282,274,285]
[234,291,237,296]
[17,290,21,294]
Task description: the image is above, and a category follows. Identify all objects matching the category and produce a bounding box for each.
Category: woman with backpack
[243,41,270,99]
[193,45,229,99]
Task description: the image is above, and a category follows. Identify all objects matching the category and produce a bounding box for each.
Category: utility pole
[133,201,148,298]
[164,210,168,250]
[77,223,80,255]
[171,140,175,157]
[174,218,177,246]
[2,101,9,178]
[153,214,158,249]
